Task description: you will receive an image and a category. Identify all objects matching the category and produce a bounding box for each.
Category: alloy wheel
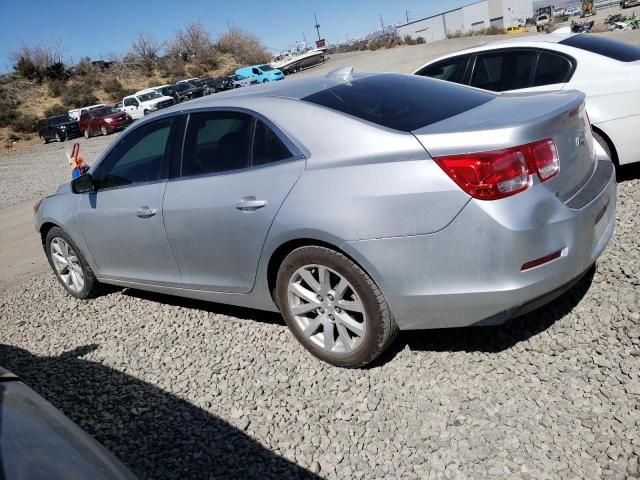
[50,237,85,294]
[287,264,366,354]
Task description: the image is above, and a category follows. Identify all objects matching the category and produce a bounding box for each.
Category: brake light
[531,139,560,181]
[433,139,560,201]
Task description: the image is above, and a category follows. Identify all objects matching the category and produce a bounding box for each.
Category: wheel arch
[591,125,619,165]
[39,221,61,249]
[266,238,372,302]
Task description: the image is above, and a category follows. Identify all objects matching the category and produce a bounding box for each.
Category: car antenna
[326,66,354,81]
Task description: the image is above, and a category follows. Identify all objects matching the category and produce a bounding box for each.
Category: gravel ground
[0,174,638,479]
[0,134,115,209]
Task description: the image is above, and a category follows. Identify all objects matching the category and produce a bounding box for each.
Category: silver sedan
[34,70,616,367]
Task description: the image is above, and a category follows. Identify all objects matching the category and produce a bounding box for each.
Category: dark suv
[37,115,81,144]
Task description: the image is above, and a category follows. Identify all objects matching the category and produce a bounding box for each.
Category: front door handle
[136,206,158,218]
[235,196,267,212]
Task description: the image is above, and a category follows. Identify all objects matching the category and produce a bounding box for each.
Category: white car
[414,33,640,166]
[565,6,580,15]
[121,89,175,120]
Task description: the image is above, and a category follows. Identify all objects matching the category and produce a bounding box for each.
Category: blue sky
[0,0,471,72]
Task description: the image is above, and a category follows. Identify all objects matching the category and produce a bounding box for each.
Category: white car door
[123,97,143,119]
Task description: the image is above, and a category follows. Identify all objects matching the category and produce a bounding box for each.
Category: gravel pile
[0,135,115,209]
[0,174,639,480]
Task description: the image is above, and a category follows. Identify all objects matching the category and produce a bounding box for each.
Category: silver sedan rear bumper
[344,154,616,330]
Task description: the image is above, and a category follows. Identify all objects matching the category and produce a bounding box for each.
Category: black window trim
[89,113,182,193]
[415,54,472,83]
[172,106,305,182]
[467,47,577,90]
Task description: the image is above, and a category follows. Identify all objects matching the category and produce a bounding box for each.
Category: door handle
[235,196,267,212]
[136,206,158,218]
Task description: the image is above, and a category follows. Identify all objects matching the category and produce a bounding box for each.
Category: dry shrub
[43,104,67,117]
[217,27,270,65]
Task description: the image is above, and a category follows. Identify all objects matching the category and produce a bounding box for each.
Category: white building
[397,0,534,41]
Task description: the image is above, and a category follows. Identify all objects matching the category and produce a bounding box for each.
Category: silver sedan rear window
[302,74,494,132]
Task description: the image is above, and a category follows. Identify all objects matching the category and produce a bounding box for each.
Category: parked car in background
[177,77,213,94]
[227,74,259,88]
[414,33,640,166]
[68,104,104,121]
[121,89,175,119]
[565,6,581,15]
[199,76,231,93]
[79,106,133,138]
[154,84,177,100]
[621,0,640,8]
[37,114,81,143]
[171,82,206,102]
[536,14,552,31]
[36,71,615,367]
[235,64,284,83]
[0,366,136,479]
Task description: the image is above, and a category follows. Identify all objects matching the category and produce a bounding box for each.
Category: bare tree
[131,32,164,62]
[9,38,66,70]
[216,26,270,65]
[167,21,217,66]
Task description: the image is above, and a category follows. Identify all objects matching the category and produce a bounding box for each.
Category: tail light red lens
[433,139,560,201]
[531,139,560,181]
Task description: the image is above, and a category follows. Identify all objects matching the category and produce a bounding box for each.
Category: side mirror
[71,173,95,194]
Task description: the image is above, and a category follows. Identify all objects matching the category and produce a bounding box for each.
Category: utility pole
[405,10,410,23]
[314,13,322,41]
[379,14,385,30]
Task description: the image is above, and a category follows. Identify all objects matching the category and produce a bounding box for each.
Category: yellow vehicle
[505,26,525,34]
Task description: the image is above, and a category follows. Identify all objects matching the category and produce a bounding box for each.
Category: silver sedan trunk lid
[412,90,595,202]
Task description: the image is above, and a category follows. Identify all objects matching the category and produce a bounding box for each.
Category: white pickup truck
[121,89,175,119]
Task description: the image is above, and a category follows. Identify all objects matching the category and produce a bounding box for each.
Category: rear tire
[45,227,103,300]
[40,134,48,144]
[276,246,398,368]
[143,109,149,116]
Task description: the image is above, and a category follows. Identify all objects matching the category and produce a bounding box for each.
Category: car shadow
[617,162,640,183]
[119,266,595,367]
[373,265,596,365]
[121,289,285,326]
[0,344,319,480]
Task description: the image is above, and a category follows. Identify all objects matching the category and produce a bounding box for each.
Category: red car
[79,106,133,138]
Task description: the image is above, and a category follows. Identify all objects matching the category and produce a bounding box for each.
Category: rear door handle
[235,196,267,212]
[136,206,158,218]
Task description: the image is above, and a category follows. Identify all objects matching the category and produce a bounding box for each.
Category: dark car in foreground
[79,106,133,138]
[37,114,81,143]
[35,71,615,368]
[0,366,136,479]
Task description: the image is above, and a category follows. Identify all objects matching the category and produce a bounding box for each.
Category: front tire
[45,227,102,299]
[143,109,149,116]
[84,129,91,139]
[101,125,108,136]
[276,246,398,368]
[55,132,62,142]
